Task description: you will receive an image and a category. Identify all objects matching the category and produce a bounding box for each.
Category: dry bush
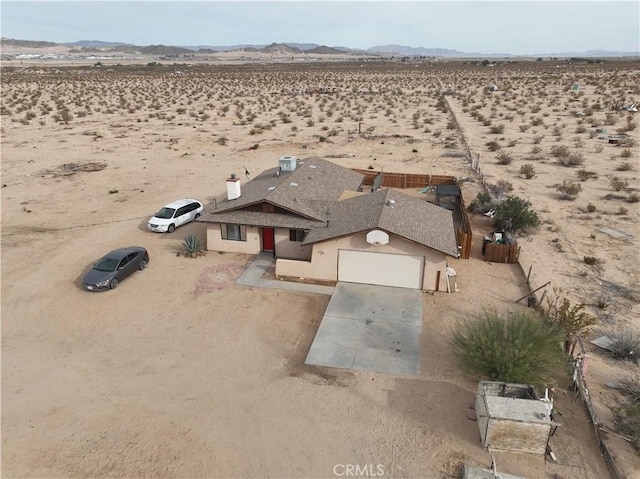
[496,150,513,165]
[556,180,582,199]
[519,164,536,179]
[576,168,598,181]
[610,177,630,191]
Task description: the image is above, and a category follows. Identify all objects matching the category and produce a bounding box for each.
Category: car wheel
[139,259,148,270]
[167,224,176,233]
[195,213,200,219]
[109,278,119,289]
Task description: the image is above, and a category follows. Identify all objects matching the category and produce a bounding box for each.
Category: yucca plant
[452,309,566,385]
[181,234,205,258]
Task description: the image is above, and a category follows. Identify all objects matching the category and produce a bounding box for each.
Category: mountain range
[2,38,638,57]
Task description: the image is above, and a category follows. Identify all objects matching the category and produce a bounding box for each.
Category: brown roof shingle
[198,157,364,223]
[303,188,459,257]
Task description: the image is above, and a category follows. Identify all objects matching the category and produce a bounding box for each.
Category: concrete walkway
[235,252,335,295]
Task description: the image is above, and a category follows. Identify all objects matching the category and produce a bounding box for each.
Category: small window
[289,229,307,242]
[221,224,246,241]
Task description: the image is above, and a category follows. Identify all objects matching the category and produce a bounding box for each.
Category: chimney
[227,173,241,200]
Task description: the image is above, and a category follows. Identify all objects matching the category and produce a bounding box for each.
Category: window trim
[289,229,307,242]
[221,223,247,241]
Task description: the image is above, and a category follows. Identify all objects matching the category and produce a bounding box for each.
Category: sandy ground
[1,60,638,478]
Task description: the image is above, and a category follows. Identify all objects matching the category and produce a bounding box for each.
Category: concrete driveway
[305,282,422,376]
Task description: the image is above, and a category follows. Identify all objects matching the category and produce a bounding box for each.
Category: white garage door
[338,250,424,289]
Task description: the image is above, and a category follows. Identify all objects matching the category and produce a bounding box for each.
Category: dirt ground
[1,59,638,478]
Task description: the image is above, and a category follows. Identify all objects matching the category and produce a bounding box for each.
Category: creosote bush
[555,180,582,199]
[452,309,565,385]
[519,163,536,179]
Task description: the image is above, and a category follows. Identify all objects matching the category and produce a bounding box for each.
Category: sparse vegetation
[519,163,536,179]
[452,309,565,385]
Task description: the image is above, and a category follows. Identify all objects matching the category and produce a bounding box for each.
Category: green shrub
[538,288,596,342]
[494,196,540,234]
[452,309,565,385]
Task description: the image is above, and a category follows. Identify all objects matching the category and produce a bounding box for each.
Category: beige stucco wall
[276,231,450,291]
[206,224,261,254]
[274,228,313,260]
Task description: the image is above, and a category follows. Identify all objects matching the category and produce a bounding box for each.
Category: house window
[221,224,246,241]
[289,229,307,242]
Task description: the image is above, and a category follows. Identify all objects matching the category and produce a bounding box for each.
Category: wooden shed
[476,381,555,455]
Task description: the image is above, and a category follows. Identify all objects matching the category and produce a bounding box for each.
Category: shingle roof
[198,157,364,223]
[303,188,460,257]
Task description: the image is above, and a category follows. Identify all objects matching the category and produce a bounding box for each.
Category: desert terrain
[1,57,639,478]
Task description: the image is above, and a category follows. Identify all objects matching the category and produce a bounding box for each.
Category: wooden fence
[352,169,457,189]
[454,195,472,260]
[570,336,624,479]
[484,242,520,264]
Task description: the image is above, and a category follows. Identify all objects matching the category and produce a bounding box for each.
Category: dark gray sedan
[82,246,149,291]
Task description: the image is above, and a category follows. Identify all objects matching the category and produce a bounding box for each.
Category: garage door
[338,250,424,289]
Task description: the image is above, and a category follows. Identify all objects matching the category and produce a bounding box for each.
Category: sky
[1,1,639,55]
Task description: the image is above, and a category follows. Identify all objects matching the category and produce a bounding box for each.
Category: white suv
[148,199,204,233]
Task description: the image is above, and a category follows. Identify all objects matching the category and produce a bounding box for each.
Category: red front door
[262,227,275,252]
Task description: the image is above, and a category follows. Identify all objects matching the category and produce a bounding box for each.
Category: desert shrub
[620,149,633,158]
[613,373,640,401]
[555,181,582,199]
[617,161,633,171]
[627,193,640,203]
[594,144,604,153]
[558,152,585,167]
[494,196,540,234]
[550,144,570,159]
[519,164,536,179]
[583,256,599,265]
[489,124,505,134]
[576,168,598,181]
[606,329,640,361]
[538,288,596,343]
[496,150,513,165]
[610,177,630,191]
[452,309,565,385]
[618,206,629,215]
[586,203,597,212]
[486,140,501,152]
[216,136,228,146]
[494,179,513,195]
[469,191,497,214]
[530,145,542,154]
[614,397,640,453]
[181,234,205,258]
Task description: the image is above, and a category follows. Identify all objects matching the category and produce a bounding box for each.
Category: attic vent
[290,182,298,187]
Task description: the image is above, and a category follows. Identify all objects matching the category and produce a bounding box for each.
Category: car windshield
[155,207,176,219]
[94,258,119,272]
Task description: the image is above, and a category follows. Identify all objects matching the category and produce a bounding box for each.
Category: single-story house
[197,156,460,291]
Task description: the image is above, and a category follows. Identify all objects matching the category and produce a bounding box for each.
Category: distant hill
[1,37,638,58]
